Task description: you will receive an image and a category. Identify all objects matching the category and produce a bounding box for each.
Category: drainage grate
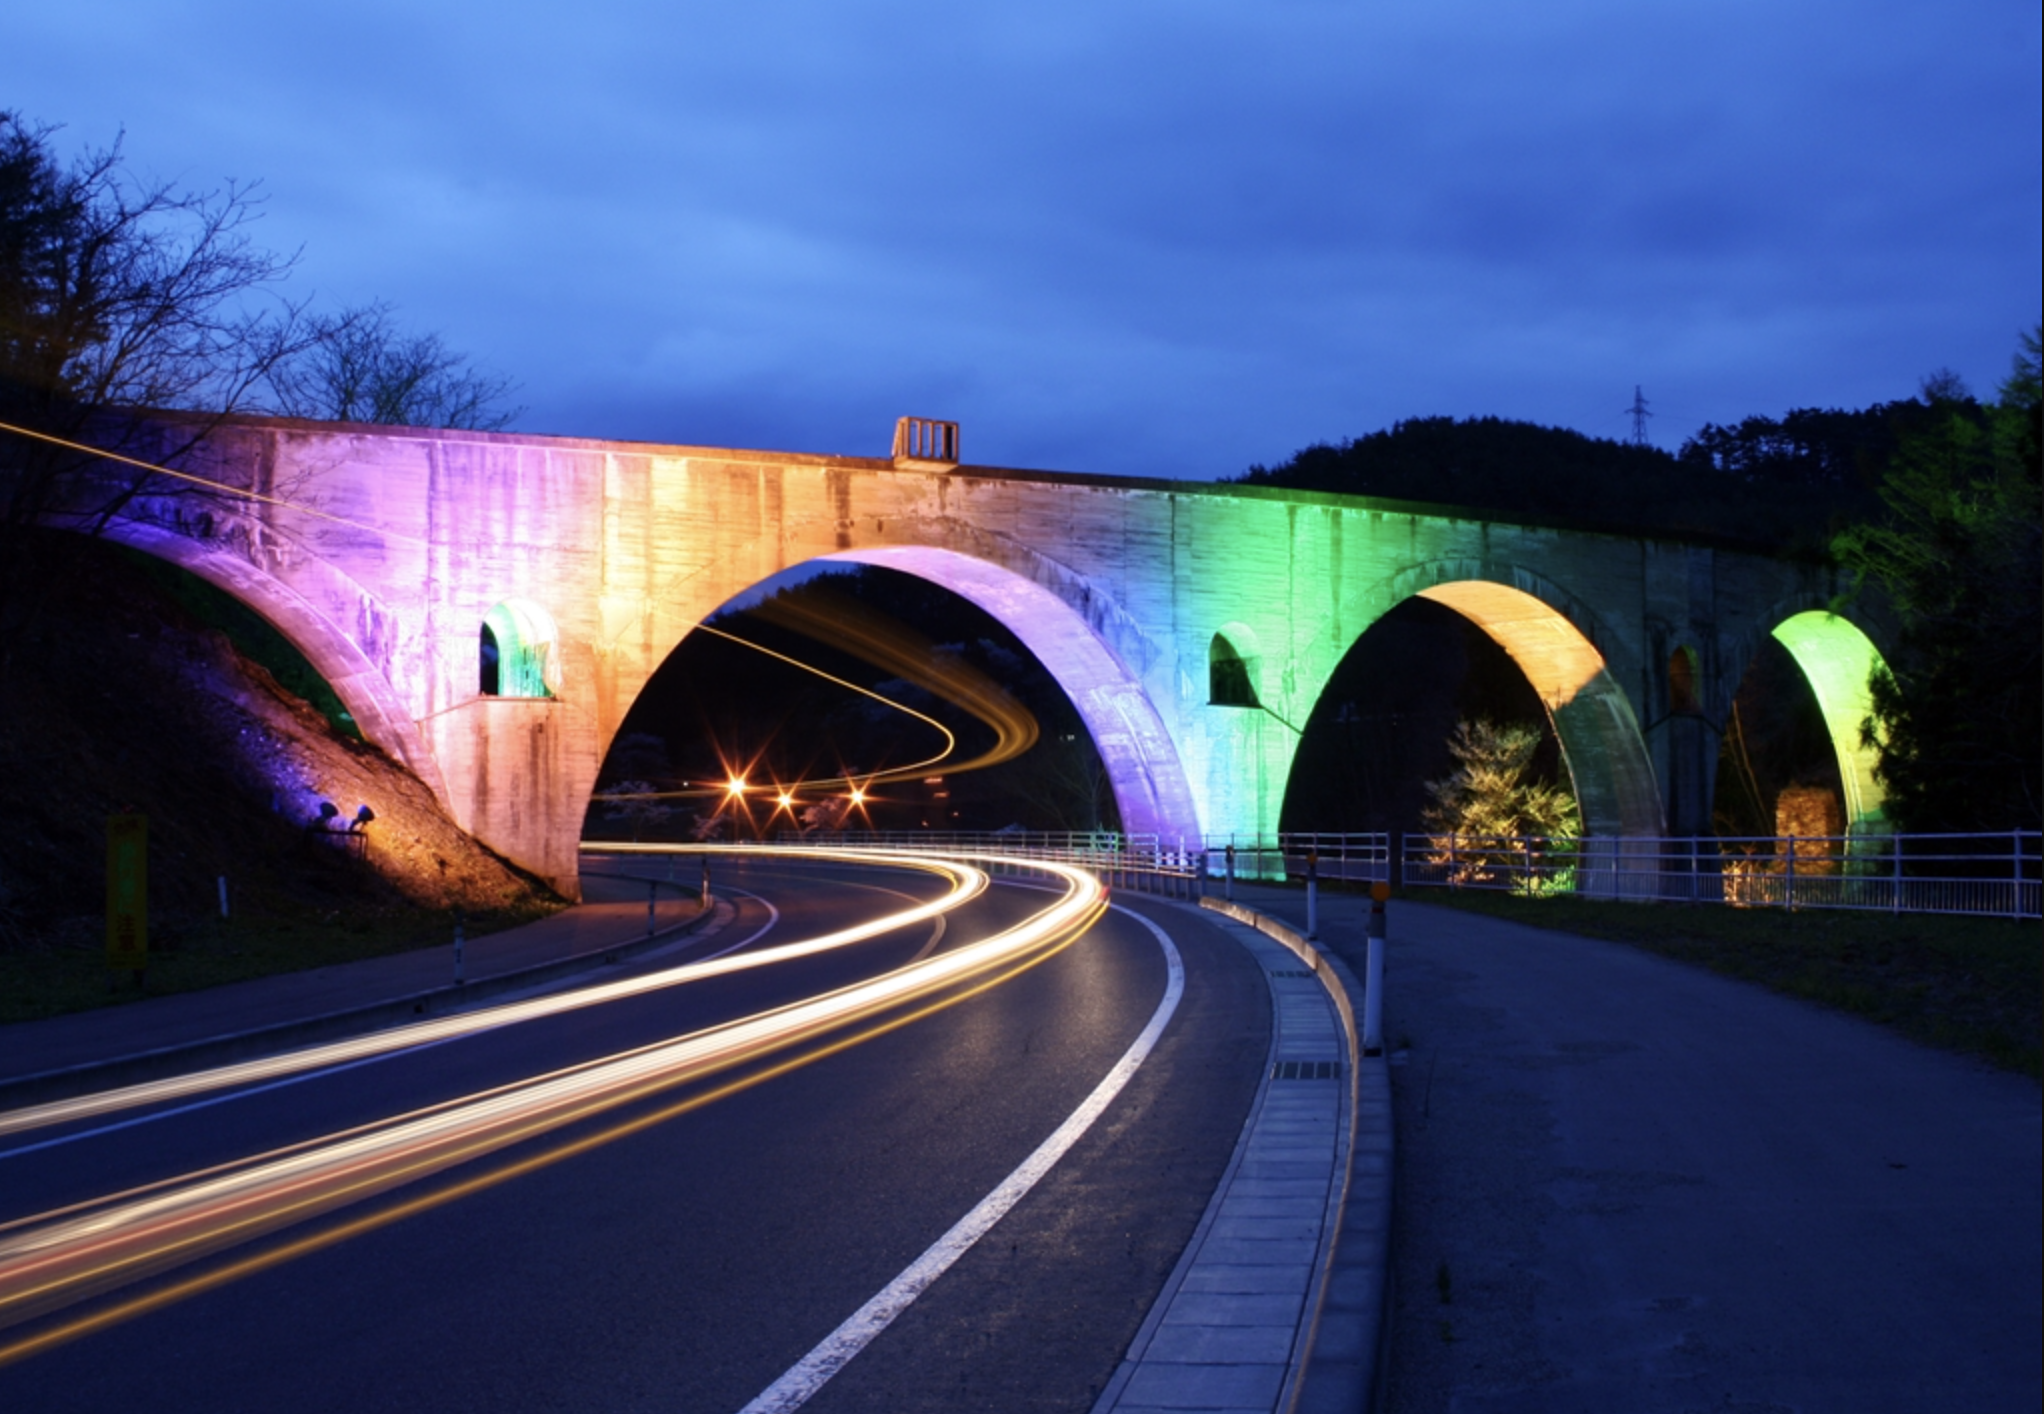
[1270,1059,1341,1081]
[1268,969,1313,979]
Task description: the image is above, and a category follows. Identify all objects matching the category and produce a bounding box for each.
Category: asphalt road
[0,854,1270,1413]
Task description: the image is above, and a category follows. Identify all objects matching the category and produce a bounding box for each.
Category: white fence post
[1362,885,1387,1056]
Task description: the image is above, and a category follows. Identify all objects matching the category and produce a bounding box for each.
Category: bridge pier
[424,698,596,900]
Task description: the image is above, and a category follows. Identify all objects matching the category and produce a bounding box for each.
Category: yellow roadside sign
[107,813,148,970]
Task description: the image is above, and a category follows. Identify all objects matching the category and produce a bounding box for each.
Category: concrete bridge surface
[46,416,1890,896]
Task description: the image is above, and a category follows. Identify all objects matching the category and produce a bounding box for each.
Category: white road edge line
[736,903,1185,1414]
[697,890,782,961]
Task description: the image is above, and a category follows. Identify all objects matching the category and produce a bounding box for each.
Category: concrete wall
[56,417,1881,895]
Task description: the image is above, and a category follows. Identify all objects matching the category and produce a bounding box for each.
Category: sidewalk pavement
[1096,920,1364,1414]
[1226,880,2042,1414]
[0,867,722,1102]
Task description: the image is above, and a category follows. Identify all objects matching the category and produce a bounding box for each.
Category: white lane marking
[694,890,782,961]
[736,903,1184,1414]
[719,880,939,964]
[0,1033,480,1163]
[908,914,947,963]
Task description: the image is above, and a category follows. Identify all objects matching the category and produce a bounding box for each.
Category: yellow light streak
[0,418,430,547]
[693,622,958,794]
[0,849,983,1141]
[748,590,1040,774]
[0,852,1106,1345]
[604,590,1048,805]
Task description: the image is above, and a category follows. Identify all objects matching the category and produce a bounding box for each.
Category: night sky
[6,1,2038,478]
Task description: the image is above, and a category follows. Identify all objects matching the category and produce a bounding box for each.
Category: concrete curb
[1201,896,1395,1414]
[0,900,726,1111]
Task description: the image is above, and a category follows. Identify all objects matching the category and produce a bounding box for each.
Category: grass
[1408,888,2041,1079]
[0,900,562,1026]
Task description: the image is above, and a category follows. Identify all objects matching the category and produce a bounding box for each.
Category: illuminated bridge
[48,415,1891,896]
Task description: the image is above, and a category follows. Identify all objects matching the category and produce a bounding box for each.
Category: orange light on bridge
[725,775,748,798]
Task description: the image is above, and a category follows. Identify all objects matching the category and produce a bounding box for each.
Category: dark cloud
[6,0,2038,477]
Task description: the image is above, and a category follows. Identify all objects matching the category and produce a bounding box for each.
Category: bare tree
[1,111,519,666]
[1,113,312,508]
[1,112,318,648]
[268,302,520,431]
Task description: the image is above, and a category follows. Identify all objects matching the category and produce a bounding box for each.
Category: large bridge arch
[1286,560,1663,839]
[87,518,450,805]
[602,545,1204,845]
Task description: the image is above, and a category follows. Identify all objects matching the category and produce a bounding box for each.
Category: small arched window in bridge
[1210,632,1260,708]
[480,599,559,698]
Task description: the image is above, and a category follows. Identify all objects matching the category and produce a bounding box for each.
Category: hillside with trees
[1232,402,1946,554]
[1247,336,2042,834]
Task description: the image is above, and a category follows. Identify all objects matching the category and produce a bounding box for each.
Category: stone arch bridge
[47,417,1889,897]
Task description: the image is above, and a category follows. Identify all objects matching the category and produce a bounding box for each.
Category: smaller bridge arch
[1751,608,1892,835]
[480,598,560,699]
[1209,622,1264,708]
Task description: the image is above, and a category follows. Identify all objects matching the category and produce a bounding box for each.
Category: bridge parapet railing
[775,829,1209,899]
[1400,830,2041,919]
[774,829,1395,898]
[1201,833,1393,887]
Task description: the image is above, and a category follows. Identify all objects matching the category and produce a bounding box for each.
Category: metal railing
[777,830,1397,900]
[781,829,1209,898]
[1400,830,2041,919]
[1202,833,1393,886]
[760,827,2039,919]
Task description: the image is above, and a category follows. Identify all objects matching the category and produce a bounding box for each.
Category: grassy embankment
[1411,888,2040,1079]
[0,533,563,1027]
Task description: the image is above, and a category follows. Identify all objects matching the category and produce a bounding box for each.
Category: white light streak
[0,851,1106,1345]
[0,848,981,1143]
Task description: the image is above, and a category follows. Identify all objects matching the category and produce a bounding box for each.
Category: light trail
[0,848,980,1143]
[603,586,1045,805]
[748,589,1040,777]
[628,622,960,799]
[0,851,1108,1349]
[739,902,1184,1414]
[0,418,430,546]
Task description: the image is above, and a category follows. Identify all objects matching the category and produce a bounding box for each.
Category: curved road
[0,852,1271,1413]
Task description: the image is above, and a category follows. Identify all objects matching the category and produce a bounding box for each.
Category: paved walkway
[0,868,718,1096]
[1097,927,1350,1413]
[1227,882,2043,1414]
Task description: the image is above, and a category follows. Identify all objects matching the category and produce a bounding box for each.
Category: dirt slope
[0,532,556,970]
